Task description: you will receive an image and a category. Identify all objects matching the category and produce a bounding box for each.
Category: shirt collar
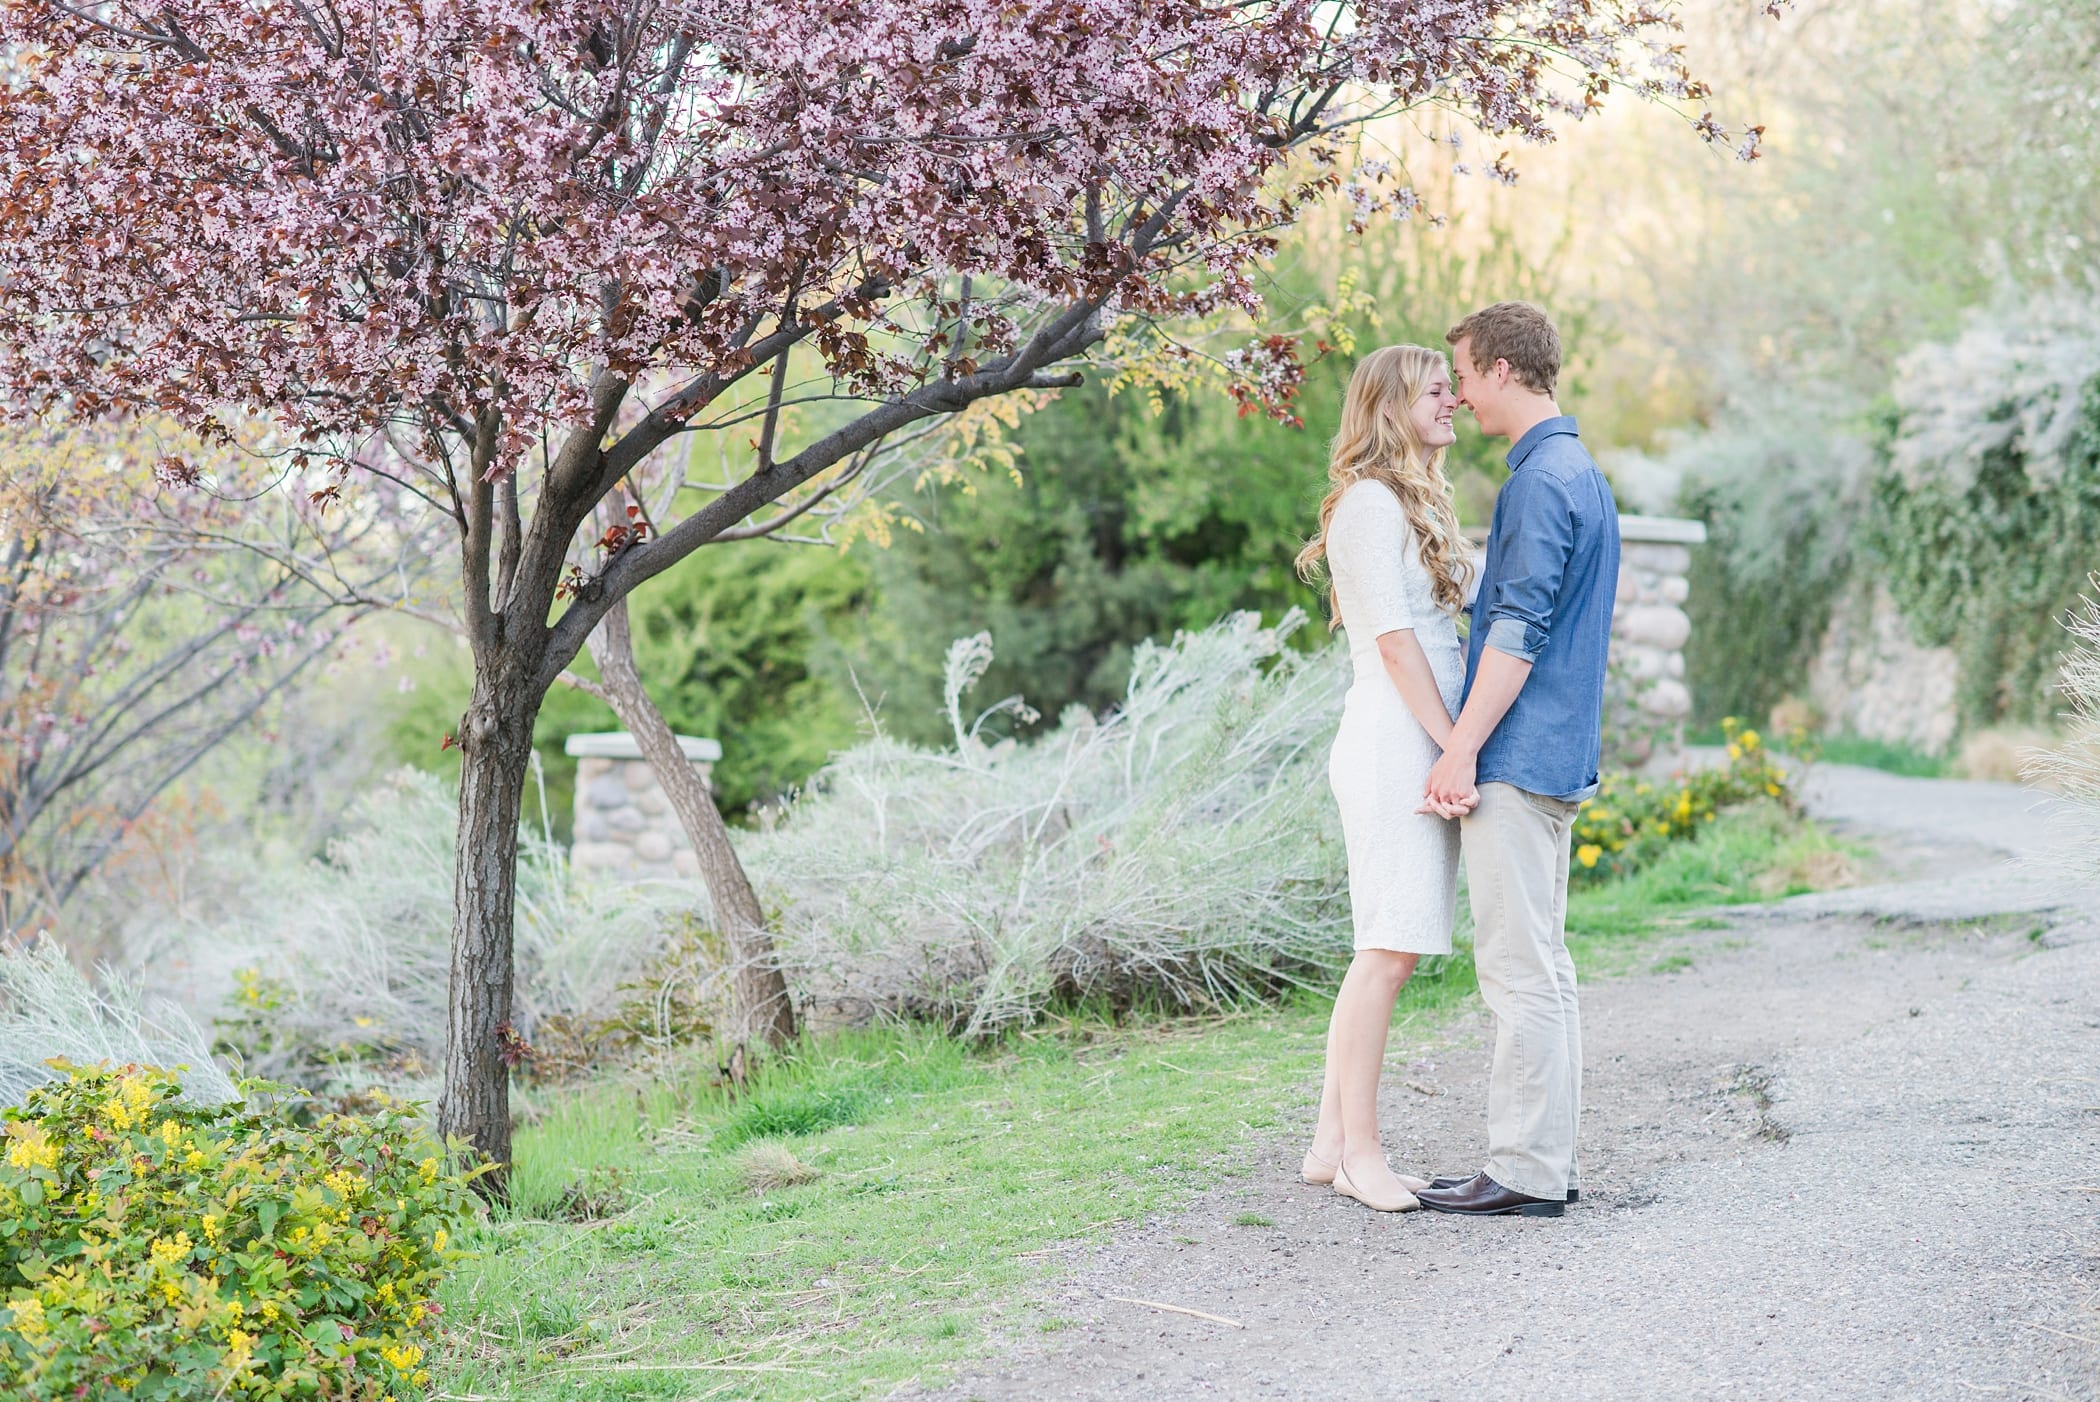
[1506,415,1580,473]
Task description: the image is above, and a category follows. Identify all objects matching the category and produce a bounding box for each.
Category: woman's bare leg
[1308,950,1422,1198]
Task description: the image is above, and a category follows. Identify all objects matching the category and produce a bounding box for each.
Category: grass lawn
[1686,726,1951,779]
[431,801,1853,1400]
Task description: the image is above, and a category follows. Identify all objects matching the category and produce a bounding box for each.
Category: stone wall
[1805,584,1960,753]
[565,732,722,878]
[1609,515,1705,769]
[1466,513,1705,769]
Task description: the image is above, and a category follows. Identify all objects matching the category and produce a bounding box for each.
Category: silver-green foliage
[2027,587,2100,884]
[744,610,1350,1037]
[144,767,695,1094]
[0,942,237,1108]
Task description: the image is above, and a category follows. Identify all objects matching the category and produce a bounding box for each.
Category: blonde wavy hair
[1296,344,1473,626]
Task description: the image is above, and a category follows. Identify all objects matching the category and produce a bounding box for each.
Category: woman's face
[1407,366,1461,449]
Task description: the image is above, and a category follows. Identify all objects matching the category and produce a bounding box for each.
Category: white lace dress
[1325,480,1465,954]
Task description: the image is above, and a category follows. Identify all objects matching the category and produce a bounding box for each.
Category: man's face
[1451,337,1504,437]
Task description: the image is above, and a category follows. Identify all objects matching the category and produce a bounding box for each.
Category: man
[1414,302,1620,1219]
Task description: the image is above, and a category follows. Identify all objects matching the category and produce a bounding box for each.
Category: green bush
[1871,354,2100,729]
[1570,719,1800,886]
[0,1063,473,1400]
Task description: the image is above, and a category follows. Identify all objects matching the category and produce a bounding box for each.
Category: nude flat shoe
[1309,1149,1428,1194]
[1333,1160,1421,1213]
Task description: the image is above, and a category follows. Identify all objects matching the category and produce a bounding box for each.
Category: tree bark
[437,663,541,1198]
[587,596,796,1048]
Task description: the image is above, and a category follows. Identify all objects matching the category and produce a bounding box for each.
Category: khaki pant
[1461,782,1581,1200]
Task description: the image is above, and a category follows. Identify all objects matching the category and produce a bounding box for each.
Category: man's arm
[1421,473,1578,815]
[1421,649,1531,813]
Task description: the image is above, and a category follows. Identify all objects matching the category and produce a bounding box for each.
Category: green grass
[1809,734,1950,778]
[435,801,1848,1400]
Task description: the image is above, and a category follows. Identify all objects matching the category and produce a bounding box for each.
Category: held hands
[1419,745,1480,820]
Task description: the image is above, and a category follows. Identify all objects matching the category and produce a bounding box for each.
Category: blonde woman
[1295,344,1473,1213]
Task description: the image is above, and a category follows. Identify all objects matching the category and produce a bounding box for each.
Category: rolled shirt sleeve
[1481,471,1579,665]
[1327,482,1414,639]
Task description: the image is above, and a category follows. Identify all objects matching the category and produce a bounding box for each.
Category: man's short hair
[1446,302,1560,396]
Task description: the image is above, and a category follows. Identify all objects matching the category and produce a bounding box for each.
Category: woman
[1294,344,1473,1213]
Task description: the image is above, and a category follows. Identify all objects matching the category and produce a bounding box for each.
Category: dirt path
[930,767,2100,1401]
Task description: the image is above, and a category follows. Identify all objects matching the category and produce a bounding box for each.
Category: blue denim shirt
[1462,416,1621,801]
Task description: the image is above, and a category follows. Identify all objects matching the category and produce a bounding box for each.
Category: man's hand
[1420,747,1479,819]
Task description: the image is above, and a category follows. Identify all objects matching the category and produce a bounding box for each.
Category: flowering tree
[0,0,1769,1189]
[0,422,430,936]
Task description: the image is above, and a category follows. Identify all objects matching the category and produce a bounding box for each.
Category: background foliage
[1870,305,2100,728]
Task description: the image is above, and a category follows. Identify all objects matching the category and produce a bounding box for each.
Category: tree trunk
[437,665,540,1198]
[587,597,797,1048]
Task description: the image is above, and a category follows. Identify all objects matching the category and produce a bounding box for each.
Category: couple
[1296,301,1619,1218]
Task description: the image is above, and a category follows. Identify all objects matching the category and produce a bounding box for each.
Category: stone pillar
[1609,515,1706,769]
[564,731,723,878]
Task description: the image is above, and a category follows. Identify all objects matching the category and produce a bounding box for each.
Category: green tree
[820,197,1594,745]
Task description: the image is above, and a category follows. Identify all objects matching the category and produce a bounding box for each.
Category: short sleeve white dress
[1325,480,1465,955]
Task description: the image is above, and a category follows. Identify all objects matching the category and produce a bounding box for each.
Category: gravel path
[929,767,2100,1401]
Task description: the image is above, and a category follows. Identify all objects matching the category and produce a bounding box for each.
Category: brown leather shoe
[1431,1174,1579,1203]
[1416,1172,1566,1217]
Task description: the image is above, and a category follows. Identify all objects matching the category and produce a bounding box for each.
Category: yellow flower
[105,1071,156,1131]
[160,1120,187,1149]
[1726,743,1742,761]
[149,1232,193,1267]
[7,1295,46,1338]
[201,1213,221,1243]
[1576,844,1602,869]
[5,1125,59,1172]
[418,1157,440,1186]
[380,1342,424,1371]
[432,1228,447,1254]
[1765,782,1782,796]
[1739,729,1761,750]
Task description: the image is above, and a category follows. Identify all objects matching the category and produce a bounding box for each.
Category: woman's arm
[1375,628,1456,749]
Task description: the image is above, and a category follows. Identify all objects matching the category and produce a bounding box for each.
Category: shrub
[0,943,236,1111]
[141,769,699,1098]
[0,1062,472,1401]
[1635,394,1875,730]
[1871,298,2100,727]
[746,610,1350,1036]
[2026,584,2100,879]
[1571,719,1799,885]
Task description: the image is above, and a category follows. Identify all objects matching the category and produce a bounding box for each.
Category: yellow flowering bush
[1570,718,1801,885]
[0,1063,473,1400]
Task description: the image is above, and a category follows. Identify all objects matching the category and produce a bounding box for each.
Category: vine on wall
[1869,304,2100,728]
